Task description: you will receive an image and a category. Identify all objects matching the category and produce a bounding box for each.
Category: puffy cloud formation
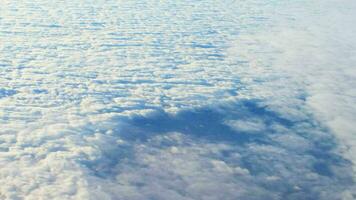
[0,0,355,199]
[228,0,356,178]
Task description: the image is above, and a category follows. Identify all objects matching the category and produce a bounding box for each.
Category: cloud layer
[0,0,355,199]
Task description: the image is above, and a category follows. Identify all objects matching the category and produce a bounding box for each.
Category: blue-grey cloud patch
[82,100,354,200]
[0,88,17,98]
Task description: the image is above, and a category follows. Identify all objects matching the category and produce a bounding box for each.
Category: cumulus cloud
[73,102,353,200]
[227,0,356,178]
[224,118,266,133]
[0,0,355,199]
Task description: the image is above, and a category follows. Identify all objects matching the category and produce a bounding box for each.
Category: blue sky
[0,0,355,199]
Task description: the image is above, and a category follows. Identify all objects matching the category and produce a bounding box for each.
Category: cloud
[77,102,353,200]
[0,0,355,199]
[224,118,266,133]
[227,0,356,179]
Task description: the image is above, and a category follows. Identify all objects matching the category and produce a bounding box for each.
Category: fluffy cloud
[228,0,356,179]
[0,0,355,199]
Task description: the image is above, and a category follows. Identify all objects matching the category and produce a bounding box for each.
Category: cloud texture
[0,0,355,199]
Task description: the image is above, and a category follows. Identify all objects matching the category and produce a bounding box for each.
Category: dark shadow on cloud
[83,99,355,199]
[120,100,292,144]
[0,88,17,98]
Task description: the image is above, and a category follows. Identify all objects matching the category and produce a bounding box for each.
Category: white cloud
[0,0,355,199]
[224,118,266,133]
[228,0,356,179]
